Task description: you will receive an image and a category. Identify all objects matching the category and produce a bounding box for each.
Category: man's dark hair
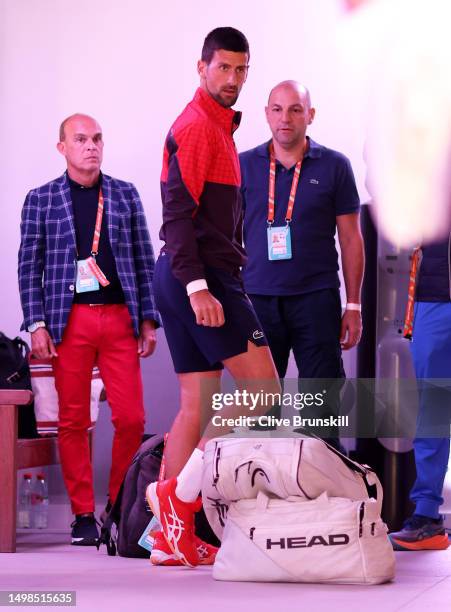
[201,27,249,64]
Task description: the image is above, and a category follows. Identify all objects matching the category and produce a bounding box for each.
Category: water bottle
[32,474,49,529]
[17,473,32,528]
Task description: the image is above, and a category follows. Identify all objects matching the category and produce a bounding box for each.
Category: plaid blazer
[18,172,161,344]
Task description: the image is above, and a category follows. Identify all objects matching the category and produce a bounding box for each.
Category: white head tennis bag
[202,433,382,539]
[213,492,395,584]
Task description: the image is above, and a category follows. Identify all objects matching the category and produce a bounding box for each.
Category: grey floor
[1,531,451,612]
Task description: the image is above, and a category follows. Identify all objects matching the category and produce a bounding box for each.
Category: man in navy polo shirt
[240,81,364,432]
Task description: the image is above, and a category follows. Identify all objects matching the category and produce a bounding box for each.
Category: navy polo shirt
[240,137,360,295]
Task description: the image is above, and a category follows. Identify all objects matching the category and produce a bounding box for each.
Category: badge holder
[267,221,292,261]
[76,258,100,293]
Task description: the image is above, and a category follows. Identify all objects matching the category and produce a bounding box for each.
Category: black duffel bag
[99,434,219,557]
[0,331,38,438]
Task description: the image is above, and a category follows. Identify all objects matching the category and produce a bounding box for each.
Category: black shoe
[71,513,100,546]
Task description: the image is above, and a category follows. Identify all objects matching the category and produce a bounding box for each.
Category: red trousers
[53,304,145,515]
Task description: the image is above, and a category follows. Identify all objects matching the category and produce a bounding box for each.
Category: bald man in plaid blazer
[18,113,160,545]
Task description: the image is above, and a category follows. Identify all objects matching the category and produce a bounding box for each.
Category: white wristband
[186,279,208,296]
[346,303,361,312]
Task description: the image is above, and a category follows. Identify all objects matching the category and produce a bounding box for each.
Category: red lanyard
[91,189,104,256]
[268,144,302,224]
[402,247,422,340]
[74,187,110,287]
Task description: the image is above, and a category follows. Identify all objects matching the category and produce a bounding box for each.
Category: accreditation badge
[267,225,292,261]
[76,259,100,293]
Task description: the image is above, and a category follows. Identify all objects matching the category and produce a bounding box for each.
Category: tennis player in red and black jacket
[148,28,280,569]
[160,85,245,290]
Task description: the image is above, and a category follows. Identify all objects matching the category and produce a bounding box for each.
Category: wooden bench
[0,389,92,553]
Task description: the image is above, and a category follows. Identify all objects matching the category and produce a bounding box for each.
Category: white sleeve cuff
[186,279,208,296]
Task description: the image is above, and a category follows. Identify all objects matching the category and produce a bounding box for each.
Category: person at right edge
[389,241,451,551]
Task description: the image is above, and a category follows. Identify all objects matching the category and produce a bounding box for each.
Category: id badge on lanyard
[75,189,110,293]
[266,144,302,262]
[76,259,100,293]
[267,224,292,260]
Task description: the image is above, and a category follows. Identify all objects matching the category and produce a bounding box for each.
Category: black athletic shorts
[154,252,267,373]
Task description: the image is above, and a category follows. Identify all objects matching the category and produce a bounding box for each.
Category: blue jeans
[410,302,451,518]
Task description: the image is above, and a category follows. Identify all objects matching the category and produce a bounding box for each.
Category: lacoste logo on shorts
[309,178,319,184]
[252,330,264,340]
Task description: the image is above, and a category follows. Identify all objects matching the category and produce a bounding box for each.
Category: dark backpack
[0,332,38,438]
[99,434,219,557]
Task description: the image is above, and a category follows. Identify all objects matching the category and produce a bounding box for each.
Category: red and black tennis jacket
[160,87,246,287]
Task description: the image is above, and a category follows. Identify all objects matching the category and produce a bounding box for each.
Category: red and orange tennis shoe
[389,514,450,551]
[146,478,202,567]
[150,531,218,566]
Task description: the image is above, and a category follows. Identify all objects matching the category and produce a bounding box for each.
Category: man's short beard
[207,85,238,108]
